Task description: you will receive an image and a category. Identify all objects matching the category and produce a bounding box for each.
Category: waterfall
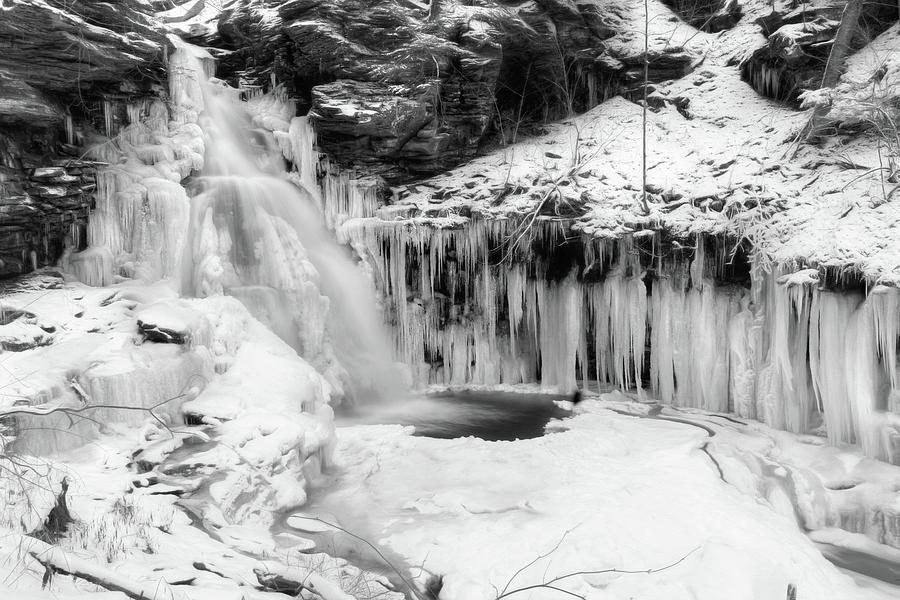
[175,40,399,402]
[63,38,399,403]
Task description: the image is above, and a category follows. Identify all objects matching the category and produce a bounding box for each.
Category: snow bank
[308,399,896,600]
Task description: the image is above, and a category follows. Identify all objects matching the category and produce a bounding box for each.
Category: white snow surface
[3,278,900,599]
[303,392,900,600]
[3,1,900,598]
[0,273,354,598]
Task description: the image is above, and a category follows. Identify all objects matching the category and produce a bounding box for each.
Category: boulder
[0,0,166,96]
[0,76,64,127]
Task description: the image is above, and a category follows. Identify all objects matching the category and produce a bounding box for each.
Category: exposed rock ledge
[190,0,703,183]
[0,0,170,279]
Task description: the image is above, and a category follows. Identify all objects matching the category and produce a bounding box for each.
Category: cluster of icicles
[340,216,900,461]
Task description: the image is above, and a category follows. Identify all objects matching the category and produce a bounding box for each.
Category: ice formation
[343,215,900,461]
[61,39,395,403]
[54,30,900,461]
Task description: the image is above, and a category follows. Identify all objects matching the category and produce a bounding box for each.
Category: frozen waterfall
[62,38,398,403]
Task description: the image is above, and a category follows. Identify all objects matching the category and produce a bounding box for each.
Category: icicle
[805,287,894,459]
[289,116,319,188]
[103,100,115,137]
[64,112,75,145]
[66,247,116,286]
[127,101,142,127]
[728,294,756,419]
[810,291,862,446]
[650,275,682,404]
[321,170,379,231]
[537,274,582,393]
[870,285,900,391]
[752,270,815,432]
[586,71,598,109]
[589,264,648,392]
[650,257,740,412]
[506,263,528,379]
[846,302,889,459]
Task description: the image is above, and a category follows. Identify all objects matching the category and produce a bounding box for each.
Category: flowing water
[169,40,398,401]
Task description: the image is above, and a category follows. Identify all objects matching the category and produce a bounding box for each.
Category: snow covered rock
[136,301,211,346]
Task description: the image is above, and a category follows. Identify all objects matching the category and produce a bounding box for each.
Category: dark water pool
[816,542,900,587]
[338,390,574,441]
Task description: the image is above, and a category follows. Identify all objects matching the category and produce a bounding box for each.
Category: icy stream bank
[297,392,900,600]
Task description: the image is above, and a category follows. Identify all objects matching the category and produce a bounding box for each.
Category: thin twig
[306,517,428,600]
[495,546,701,600]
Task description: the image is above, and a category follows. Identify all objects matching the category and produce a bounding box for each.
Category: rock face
[0,0,168,124]
[741,0,898,102]
[0,0,168,278]
[0,132,97,278]
[200,0,697,184]
[660,0,743,33]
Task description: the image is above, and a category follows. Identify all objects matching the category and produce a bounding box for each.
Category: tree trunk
[429,0,441,22]
[821,0,863,89]
[805,0,863,140]
[640,0,650,214]
[28,541,172,600]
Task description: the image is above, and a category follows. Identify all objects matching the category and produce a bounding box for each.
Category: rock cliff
[0,0,168,277]
[193,0,705,182]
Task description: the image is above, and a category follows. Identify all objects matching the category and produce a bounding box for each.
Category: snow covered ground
[3,277,900,599]
[0,274,357,599]
[2,1,899,599]
[299,391,900,600]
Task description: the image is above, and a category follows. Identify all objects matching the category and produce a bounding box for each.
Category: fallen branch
[255,563,355,600]
[27,538,175,600]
